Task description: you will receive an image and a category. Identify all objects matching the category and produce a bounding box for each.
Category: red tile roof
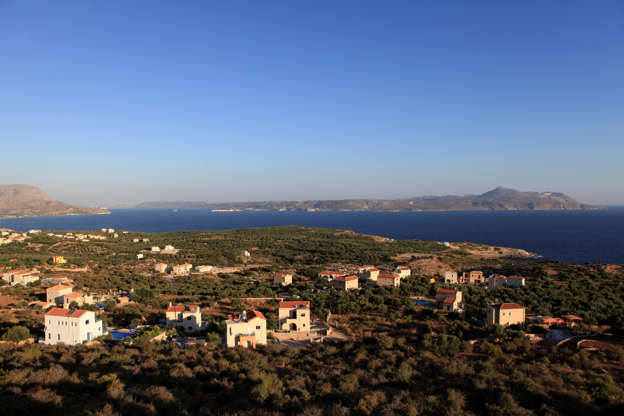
[279,301,310,309]
[65,291,83,298]
[436,288,457,294]
[45,308,88,318]
[397,266,410,270]
[379,273,400,279]
[9,269,33,275]
[497,303,524,310]
[167,304,199,313]
[443,297,455,304]
[319,270,342,275]
[334,275,358,282]
[247,310,266,320]
[47,284,73,291]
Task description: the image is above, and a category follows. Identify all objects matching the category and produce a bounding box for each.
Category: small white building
[195,265,214,273]
[394,266,411,278]
[154,263,168,273]
[136,253,144,260]
[151,246,161,252]
[44,308,104,345]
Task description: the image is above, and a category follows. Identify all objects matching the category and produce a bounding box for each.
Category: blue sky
[1,1,623,206]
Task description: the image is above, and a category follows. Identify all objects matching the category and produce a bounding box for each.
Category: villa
[165,304,202,332]
[377,273,401,287]
[487,303,526,326]
[332,275,359,291]
[394,266,411,278]
[225,310,267,348]
[44,308,104,345]
[278,300,310,332]
[46,284,74,305]
[2,269,39,286]
[435,288,463,312]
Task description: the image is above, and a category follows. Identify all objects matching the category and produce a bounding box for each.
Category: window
[301,314,306,317]
[85,320,89,324]
[48,333,51,339]
[57,334,60,340]
[256,325,261,330]
[229,327,232,335]
[186,316,192,320]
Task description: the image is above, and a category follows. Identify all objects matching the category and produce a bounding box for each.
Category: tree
[1,326,30,342]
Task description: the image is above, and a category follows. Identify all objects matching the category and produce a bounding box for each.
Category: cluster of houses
[318,265,412,291]
[443,270,526,289]
[154,263,214,276]
[149,245,179,254]
[46,231,109,242]
[0,229,30,245]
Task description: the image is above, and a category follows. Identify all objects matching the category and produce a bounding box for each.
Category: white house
[394,266,411,278]
[165,304,202,332]
[443,271,459,284]
[225,310,267,348]
[44,308,104,345]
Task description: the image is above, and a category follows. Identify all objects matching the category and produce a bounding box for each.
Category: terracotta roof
[496,303,524,310]
[247,310,266,320]
[443,297,455,303]
[368,268,379,272]
[47,284,73,291]
[397,266,410,270]
[564,314,583,321]
[45,308,88,318]
[379,273,400,279]
[8,269,33,275]
[319,270,342,275]
[279,300,310,309]
[65,291,83,298]
[167,304,199,313]
[334,275,358,282]
[436,288,457,294]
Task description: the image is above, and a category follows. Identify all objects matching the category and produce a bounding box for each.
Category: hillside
[0,184,109,218]
[133,187,601,211]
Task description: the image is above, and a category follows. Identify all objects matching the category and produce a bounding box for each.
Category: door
[87,332,91,341]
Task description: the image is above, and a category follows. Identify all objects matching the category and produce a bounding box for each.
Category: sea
[1,208,623,264]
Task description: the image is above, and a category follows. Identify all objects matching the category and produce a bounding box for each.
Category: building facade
[435,288,463,312]
[44,308,104,345]
[377,273,401,287]
[46,284,73,304]
[332,275,359,291]
[487,303,526,326]
[278,300,310,331]
[165,304,202,332]
[225,310,267,348]
[443,271,458,284]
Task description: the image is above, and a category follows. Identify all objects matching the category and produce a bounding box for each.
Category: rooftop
[279,300,310,309]
[45,308,88,318]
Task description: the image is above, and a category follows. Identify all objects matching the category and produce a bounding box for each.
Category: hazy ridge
[0,184,110,218]
[131,187,602,212]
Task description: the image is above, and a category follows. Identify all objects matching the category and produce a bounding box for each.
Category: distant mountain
[0,185,110,218]
[132,187,602,212]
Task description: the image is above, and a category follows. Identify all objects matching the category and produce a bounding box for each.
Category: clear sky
[1,1,623,206]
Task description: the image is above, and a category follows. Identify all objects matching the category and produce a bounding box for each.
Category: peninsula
[132,187,601,212]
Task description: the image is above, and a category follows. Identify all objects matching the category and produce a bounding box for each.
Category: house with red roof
[394,266,411,278]
[278,300,310,332]
[2,269,39,286]
[225,310,267,348]
[166,303,202,332]
[377,273,401,287]
[332,275,359,291]
[44,307,104,345]
[487,303,525,326]
[435,288,463,312]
